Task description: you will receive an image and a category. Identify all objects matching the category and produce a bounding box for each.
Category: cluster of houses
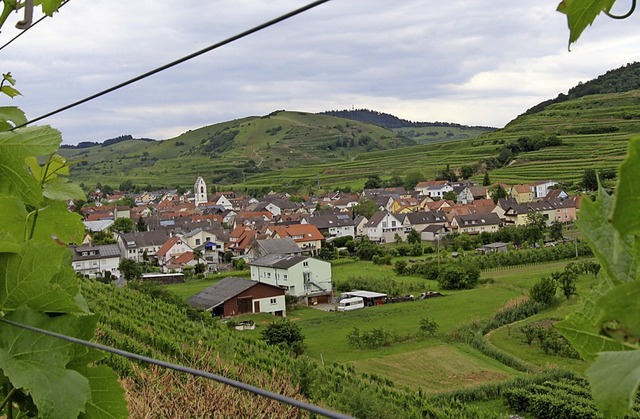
[70,176,580,317]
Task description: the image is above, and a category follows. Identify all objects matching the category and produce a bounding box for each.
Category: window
[382,222,387,228]
[267,272,271,278]
[195,239,201,245]
[303,261,309,267]
[283,274,288,280]
[270,298,277,305]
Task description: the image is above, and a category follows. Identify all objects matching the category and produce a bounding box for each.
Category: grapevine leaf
[0,106,27,130]
[0,125,61,156]
[586,350,640,417]
[0,150,42,207]
[50,251,89,314]
[37,0,65,16]
[0,85,21,98]
[0,126,63,207]
[596,280,640,343]
[0,306,94,419]
[33,200,85,245]
[575,186,639,283]
[3,72,16,86]
[43,177,86,201]
[0,197,28,245]
[556,275,634,362]
[0,241,87,313]
[612,137,640,235]
[24,156,42,182]
[0,232,21,253]
[557,0,616,47]
[74,365,129,419]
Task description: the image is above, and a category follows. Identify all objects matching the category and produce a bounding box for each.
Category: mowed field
[165,258,587,392]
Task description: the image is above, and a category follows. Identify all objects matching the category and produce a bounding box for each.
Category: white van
[337,297,364,312]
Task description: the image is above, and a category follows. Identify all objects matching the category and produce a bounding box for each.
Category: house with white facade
[71,244,121,279]
[249,254,332,305]
[364,211,404,243]
[530,180,558,199]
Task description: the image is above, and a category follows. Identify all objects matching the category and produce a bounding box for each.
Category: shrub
[261,320,305,356]
[437,264,480,290]
[419,317,439,336]
[530,276,557,306]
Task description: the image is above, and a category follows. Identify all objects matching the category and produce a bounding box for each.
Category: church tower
[194,176,207,206]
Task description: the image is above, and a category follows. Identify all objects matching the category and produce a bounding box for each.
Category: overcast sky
[1,0,639,145]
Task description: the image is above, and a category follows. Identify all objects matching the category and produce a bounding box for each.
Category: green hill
[61,65,640,194]
[59,110,419,190]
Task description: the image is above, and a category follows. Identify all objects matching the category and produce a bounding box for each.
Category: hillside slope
[59,110,416,188]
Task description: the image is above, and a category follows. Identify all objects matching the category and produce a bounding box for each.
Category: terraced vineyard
[81,280,504,418]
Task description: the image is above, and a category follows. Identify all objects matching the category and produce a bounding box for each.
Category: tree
[436,264,480,290]
[353,198,378,219]
[483,171,491,186]
[489,184,508,204]
[529,276,557,306]
[261,320,305,356]
[443,190,457,201]
[193,249,204,274]
[460,165,475,180]
[110,217,134,233]
[403,170,424,190]
[549,221,564,241]
[119,258,142,281]
[582,168,598,191]
[363,175,382,189]
[136,216,147,232]
[90,229,116,245]
[407,228,421,245]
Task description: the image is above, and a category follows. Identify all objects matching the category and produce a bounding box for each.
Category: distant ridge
[321,108,496,130]
[522,61,640,116]
[60,135,156,149]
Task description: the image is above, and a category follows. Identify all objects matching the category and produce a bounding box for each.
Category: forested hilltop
[522,61,640,116]
[322,108,496,130]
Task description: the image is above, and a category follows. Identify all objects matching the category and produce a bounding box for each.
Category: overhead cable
[10,0,331,130]
[0,316,353,419]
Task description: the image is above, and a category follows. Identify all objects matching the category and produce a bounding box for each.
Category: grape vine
[0,80,127,417]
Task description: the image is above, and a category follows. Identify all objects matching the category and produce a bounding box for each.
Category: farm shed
[341,290,387,306]
[188,276,286,317]
[476,242,509,255]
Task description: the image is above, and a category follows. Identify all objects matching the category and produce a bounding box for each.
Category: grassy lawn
[292,284,522,364]
[353,342,520,392]
[486,272,599,374]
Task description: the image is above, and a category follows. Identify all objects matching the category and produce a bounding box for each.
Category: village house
[269,224,324,255]
[550,196,580,223]
[249,254,332,305]
[156,236,193,267]
[450,213,502,234]
[510,184,534,203]
[117,230,171,262]
[530,180,559,199]
[246,237,302,260]
[70,244,121,279]
[364,211,404,243]
[303,213,355,238]
[188,276,286,317]
[399,211,448,235]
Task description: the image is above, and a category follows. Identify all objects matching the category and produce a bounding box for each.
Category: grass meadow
[164,258,588,392]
